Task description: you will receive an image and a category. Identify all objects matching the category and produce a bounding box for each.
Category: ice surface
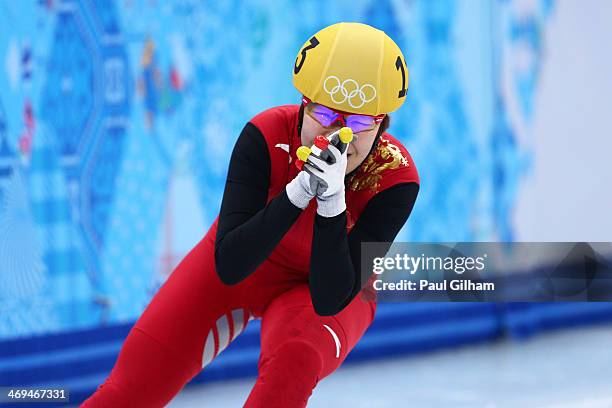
[169,324,612,407]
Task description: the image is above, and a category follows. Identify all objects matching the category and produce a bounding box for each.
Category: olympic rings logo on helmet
[323,76,377,109]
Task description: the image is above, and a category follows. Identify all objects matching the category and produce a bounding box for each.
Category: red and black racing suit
[83,105,419,407]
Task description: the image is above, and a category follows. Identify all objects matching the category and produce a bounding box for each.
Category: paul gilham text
[373,279,495,291]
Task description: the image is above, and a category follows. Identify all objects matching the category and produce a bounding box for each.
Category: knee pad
[262,340,324,380]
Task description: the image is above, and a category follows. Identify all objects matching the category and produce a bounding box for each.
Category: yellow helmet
[292,22,409,116]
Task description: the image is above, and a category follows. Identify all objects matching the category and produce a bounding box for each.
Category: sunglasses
[302,96,385,134]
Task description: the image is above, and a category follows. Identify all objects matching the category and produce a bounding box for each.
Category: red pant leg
[244,285,376,408]
[82,232,255,407]
[80,327,197,407]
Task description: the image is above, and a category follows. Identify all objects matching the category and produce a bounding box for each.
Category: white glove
[304,143,348,217]
[286,170,315,209]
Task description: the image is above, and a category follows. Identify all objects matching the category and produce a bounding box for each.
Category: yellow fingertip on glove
[296,146,312,162]
[339,127,353,144]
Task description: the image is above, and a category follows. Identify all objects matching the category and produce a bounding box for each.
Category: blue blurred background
[1,0,611,406]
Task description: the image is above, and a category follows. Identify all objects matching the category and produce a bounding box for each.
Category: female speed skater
[82,22,419,407]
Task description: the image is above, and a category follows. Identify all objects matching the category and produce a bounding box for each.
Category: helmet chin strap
[297,103,305,136]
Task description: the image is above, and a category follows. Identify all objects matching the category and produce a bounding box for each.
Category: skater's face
[300,109,381,174]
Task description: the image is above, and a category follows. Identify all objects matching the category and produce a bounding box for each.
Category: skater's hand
[300,143,348,218]
[286,169,315,209]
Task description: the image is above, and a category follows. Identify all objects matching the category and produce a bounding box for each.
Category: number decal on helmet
[294,36,320,75]
[395,56,407,98]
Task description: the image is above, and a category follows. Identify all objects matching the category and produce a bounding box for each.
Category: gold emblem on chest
[348,137,409,192]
